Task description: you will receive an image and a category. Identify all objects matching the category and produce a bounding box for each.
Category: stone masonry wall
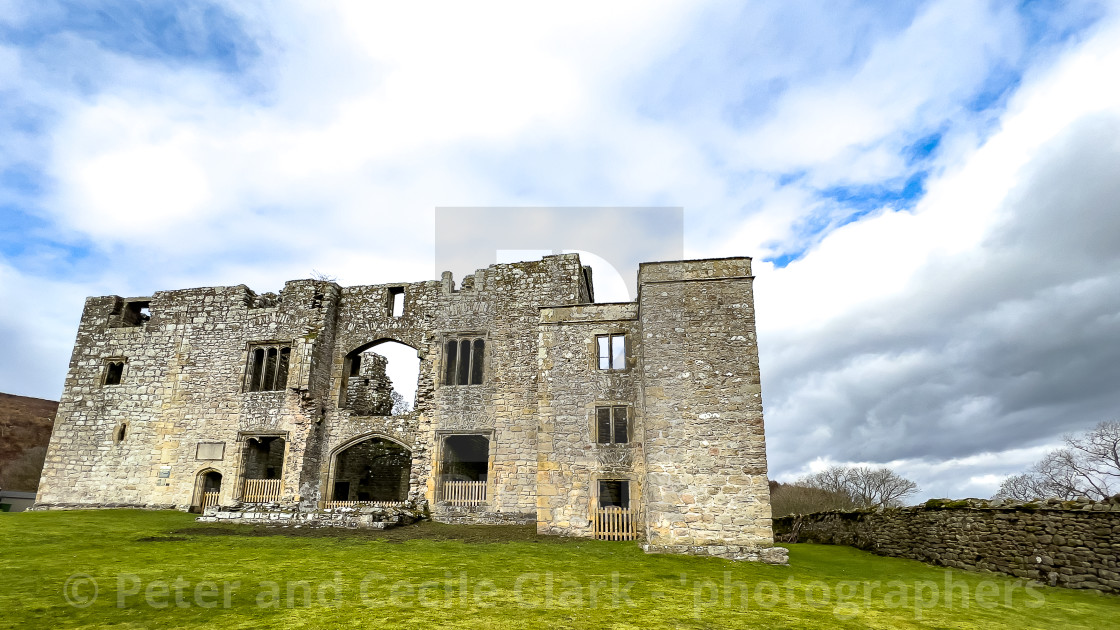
[638,259,775,556]
[774,497,1120,593]
[536,302,643,536]
[317,255,589,518]
[37,253,779,561]
[38,280,339,510]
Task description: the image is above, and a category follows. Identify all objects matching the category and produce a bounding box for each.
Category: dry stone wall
[774,497,1120,593]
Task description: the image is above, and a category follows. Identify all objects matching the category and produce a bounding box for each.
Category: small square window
[104,361,125,386]
[596,334,626,370]
[598,480,629,508]
[596,406,628,444]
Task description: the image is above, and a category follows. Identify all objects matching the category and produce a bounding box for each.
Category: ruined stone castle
[37,254,780,561]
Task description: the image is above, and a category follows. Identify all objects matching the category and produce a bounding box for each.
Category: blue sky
[2,0,1120,499]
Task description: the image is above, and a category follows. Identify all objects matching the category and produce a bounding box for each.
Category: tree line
[770,465,920,517]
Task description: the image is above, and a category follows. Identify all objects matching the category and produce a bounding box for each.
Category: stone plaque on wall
[196,442,225,460]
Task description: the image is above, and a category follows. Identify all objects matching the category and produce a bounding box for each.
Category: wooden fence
[202,491,220,509]
[440,480,487,506]
[323,500,405,509]
[594,506,637,540]
[241,478,282,503]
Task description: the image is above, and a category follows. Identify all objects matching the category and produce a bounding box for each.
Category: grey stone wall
[774,497,1120,593]
[537,302,643,536]
[638,259,774,553]
[37,253,779,561]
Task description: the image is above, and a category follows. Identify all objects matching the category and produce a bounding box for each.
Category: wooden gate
[440,480,487,506]
[594,506,637,540]
[241,479,282,502]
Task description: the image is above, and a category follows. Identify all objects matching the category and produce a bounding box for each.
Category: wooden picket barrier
[323,500,405,509]
[440,480,487,506]
[241,478,282,502]
[594,506,637,540]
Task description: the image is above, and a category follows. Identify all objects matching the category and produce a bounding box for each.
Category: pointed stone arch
[324,433,414,505]
[191,467,223,512]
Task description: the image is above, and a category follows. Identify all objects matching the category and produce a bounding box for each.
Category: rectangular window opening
[598,480,629,508]
[596,334,626,370]
[121,301,151,327]
[389,287,405,317]
[596,406,628,444]
[245,343,292,392]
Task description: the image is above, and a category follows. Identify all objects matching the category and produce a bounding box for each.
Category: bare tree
[799,465,919,508]
[994,421,1120,501]
[993,473,1052,501]
[390,390,411,415]
[769,481,856,517]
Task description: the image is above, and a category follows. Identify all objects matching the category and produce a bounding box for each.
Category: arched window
[442,336,485,386]
[245,343,292,392]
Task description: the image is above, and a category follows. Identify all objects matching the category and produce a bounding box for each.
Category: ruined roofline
[636,255,753,266]
[82,254,589,302]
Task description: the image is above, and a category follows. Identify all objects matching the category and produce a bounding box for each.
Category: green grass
[2,510,1118,629]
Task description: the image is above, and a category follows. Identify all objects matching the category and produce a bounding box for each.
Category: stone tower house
[37,254,780,561]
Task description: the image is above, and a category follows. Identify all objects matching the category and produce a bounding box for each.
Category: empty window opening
[243,436,284,480]
[245,343,291,392]
[438,435,489,506]
[597,334,626,370]
[113,422,128,444]
[341,341,419,416]
[598,480,630,508]
[388,287,405,317]
[596,406,629,444]
[442,336,485,386]
[104,361,125,386]
[440,435,489,481]
[121,301,151,327]
[330,438,412,503]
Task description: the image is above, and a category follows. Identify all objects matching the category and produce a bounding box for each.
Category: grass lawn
[2,510,1118,629]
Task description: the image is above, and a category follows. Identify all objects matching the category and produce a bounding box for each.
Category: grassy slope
[1,510,1117,629]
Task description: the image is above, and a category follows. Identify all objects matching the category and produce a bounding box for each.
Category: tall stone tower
[638,258,777,559]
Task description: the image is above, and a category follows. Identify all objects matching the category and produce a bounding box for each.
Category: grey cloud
[763,114,1120,489]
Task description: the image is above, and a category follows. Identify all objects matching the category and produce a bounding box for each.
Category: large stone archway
[325,435,413,505]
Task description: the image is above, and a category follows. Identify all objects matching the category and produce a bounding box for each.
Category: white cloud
[3,0,1119,499]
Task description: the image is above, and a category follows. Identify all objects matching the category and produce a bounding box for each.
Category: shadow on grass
[167,520,590,544]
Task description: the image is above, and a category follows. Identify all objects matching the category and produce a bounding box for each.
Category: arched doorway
[192,469,222,512]
[328,437,412,505]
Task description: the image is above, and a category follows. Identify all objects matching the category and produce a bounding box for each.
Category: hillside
[0,392,57,492]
